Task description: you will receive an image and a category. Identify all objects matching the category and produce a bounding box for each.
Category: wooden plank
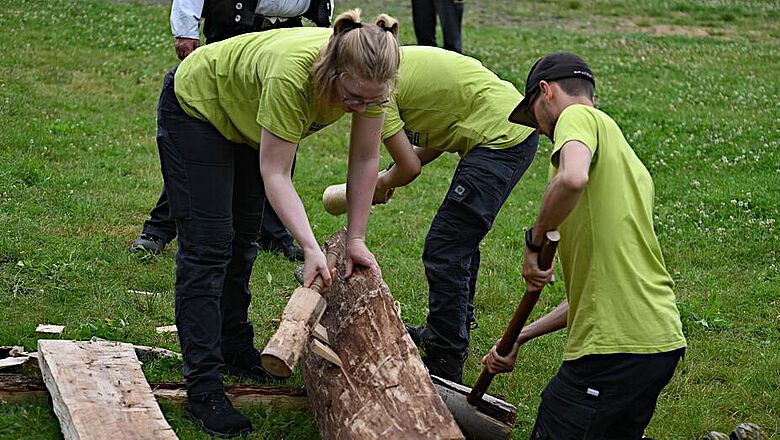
[301,232,464,440]
[0,373,308,410]
[37,340,178,440]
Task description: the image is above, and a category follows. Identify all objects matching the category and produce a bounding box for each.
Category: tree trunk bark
[301,232,463,440]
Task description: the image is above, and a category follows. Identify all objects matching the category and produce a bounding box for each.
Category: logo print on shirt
[307,122,326,134]
[404,129,421,146]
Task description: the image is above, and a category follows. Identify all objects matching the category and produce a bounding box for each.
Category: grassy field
[0,0,778,438]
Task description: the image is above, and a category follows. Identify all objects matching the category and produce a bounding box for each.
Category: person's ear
[539,80,553,101]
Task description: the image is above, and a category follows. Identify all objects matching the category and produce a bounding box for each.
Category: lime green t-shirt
[550,104,686,361]
[381,46,534,156]
[174,27,382,147]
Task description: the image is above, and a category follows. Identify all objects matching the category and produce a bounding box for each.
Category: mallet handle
[467,230,560,406]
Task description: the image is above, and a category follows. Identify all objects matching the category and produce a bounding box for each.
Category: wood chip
[155,325,178,334]
[0,356,30,369]
[36,324,65,334]
[127,289,161,297]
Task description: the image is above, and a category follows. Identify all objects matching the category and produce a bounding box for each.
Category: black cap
[509,52,595,127]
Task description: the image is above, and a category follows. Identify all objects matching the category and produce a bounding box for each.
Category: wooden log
[37,340,177,440]
[0,373,309,410]
[301,232,464,440]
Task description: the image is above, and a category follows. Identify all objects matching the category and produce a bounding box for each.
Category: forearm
[414,146,444,166]
[378,131,422,190]
[518,301,568,344]
[531,142,591,244]
[531,177,585,242]
[346,115,382,241]
[263,173,319,251]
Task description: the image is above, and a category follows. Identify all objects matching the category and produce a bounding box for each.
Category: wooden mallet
[261,243,343,377]
[322,183,347,216]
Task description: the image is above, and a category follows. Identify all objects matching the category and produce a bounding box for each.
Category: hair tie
[342,21,363,33]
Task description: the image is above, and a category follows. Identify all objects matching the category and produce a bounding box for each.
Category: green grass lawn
[1,0,778,438]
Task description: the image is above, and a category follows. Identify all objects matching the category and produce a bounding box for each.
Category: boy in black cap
[481,52,686,438]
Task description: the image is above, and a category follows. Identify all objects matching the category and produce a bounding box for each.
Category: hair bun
[375,14,399,38]
[333,9,363,36]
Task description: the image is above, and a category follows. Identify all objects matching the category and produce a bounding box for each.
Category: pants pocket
[534,375,599,439]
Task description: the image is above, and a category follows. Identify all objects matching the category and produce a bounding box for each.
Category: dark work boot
[404,324,425,347]
[259,238,304,262]
[222,347,285,383]
[129,233,166,254]
[422,347,467,384]
[185,391,252,438]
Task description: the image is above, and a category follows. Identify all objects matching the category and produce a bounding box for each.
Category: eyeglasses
[342,97,390,107]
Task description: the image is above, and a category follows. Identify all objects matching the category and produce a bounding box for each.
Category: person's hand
[174,38,200,60]
[480,338,521,374]
[302,247,335,288]
[345,238,381,279]
[372,185,395,205]
[522,247,554,292]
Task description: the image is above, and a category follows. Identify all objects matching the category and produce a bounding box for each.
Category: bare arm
[259,129,330,287]
[523,141,592,291]
[374,130,444,202]
[481,301,568,373]
[344,112,383,278]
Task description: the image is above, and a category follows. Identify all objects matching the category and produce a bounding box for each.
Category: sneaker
[422,347,467,384]
[222,347,285,383]
[185,391,252,438]
[129,233,166,254]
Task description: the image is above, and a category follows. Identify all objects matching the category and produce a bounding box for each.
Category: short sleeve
[256,78,309,144]
[551,105,599,165]
[381,97,404,140]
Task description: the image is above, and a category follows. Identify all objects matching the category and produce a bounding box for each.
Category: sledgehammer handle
[467,230,560,406]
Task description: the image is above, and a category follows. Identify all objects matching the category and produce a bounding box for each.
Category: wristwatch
[525,228,541,252]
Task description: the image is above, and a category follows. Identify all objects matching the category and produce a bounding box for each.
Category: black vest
[202,0,259,43]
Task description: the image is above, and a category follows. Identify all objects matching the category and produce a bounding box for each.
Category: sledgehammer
[467,230,560,405]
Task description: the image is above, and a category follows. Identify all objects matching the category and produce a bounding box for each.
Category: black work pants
[156,69,262,396]
[411,0,464,53]
[421,133,538,354]
[531,348,685,439]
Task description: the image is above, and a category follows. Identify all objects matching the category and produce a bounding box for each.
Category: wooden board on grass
[37,339,177,440]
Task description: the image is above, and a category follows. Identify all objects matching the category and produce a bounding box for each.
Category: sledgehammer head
[432,375,516,440]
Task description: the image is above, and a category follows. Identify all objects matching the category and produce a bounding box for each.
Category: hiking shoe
[185,391,252,438]
[129,233,166,254]
[222,347,285,383]
[422,347,467,384]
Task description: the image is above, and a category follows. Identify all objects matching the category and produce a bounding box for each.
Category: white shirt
[170,0,311,39]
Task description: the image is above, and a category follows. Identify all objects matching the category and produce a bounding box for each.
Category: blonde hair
[312,9,400,107]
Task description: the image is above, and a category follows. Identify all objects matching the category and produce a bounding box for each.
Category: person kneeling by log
[370,46,539,384]
[481,52,687,438]
[155,10,399,437]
